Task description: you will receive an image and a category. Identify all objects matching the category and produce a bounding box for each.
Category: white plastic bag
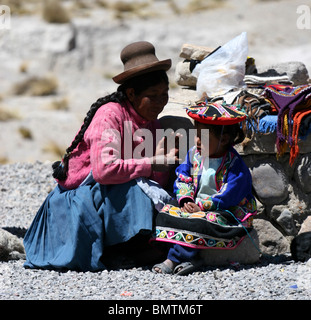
[192,32,248,98]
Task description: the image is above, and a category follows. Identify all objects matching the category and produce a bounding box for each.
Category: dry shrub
[13,75,58,96]
[42,0,71,23]
[168,0,181,15]
[1,0,43,15]
[1,0,24,14]
[19,61,29,73]
[18,127,33,139]
[185,0,226,13]
[111,1,150,18]
[0,157,9,164]
[96,0,109,8]
[0,107,20,121]
[47,97,69,111]
[42,141,66,158]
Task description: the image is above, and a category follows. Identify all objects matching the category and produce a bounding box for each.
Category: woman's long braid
[52,91,126,180]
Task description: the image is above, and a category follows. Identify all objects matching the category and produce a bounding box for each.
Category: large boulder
[253,219,290,255]
[256,61,309,86]
[251,158,289,206]
[0,228,25,261]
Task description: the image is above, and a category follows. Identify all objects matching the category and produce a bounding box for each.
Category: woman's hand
[182,202,201,213]
[151,132,182,171]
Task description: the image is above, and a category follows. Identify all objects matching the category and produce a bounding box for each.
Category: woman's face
[127,81,169,121]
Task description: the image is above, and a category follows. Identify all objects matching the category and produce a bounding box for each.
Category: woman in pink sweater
[23,41,177,271]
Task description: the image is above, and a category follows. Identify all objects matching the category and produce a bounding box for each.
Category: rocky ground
[0,162,310,301]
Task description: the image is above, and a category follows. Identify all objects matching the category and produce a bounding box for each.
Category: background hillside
[0,0,310,163]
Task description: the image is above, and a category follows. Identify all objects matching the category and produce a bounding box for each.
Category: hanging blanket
[263,84,311,164]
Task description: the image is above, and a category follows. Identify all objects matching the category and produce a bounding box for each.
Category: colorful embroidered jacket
[173,146,257,227]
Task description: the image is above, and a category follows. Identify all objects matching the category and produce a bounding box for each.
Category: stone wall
[238,135,311,255]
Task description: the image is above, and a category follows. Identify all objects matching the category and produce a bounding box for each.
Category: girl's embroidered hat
[186,101,247,125]
[113,41,172,84]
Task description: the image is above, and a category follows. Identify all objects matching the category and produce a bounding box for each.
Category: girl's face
[127,82,169,121]
[195,122,229,157]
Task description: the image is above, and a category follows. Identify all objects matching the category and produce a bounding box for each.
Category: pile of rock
[175,44,310,88]
[175,44,214,88]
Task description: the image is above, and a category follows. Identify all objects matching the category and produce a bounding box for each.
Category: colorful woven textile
[263,84,311,163]
[186,101,247,125]
[153,204,248,250]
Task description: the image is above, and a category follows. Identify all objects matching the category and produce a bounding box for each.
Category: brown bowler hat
[113,41,172,84]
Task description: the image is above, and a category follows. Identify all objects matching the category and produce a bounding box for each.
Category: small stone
[276,209,298,236]
[175,61,197,87]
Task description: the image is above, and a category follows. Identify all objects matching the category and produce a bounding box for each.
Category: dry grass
[42,0,71,24]
[1,0,26,15]
[168,0,182,15]
[47,97,69,111]
[111,1,151,19]
[1,0,43,15]
[184,0,226,13]
[19,61,29,73]
[12,75,58,96]
[42,141,66,158]
[0,107,20,121]
[18,126,33,139]
[0,157,9,165]
[95,0,109,8]
[3,0,228,19]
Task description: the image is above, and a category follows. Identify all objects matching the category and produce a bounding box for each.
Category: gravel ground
[0,162,311,301]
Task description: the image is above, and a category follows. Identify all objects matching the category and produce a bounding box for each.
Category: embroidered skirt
[23,178,155,272]
[151,204,251,250]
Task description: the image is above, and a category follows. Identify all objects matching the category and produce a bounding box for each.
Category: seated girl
[152,101,257,275]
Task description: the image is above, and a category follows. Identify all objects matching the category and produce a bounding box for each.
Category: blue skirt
[23,177,155,272]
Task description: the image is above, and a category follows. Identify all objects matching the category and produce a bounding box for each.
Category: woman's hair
[195,121,245,147]
[52,70,169,180]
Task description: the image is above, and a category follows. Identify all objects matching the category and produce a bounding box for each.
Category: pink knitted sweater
[58,100,168,190]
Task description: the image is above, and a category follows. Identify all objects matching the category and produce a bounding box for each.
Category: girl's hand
[151,132,182,171]
[182,202,201,213]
